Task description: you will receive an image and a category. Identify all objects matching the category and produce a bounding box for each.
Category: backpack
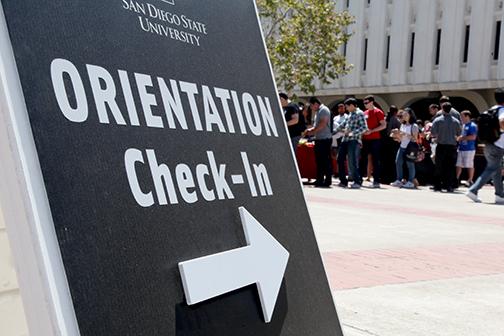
[477,106,503,144]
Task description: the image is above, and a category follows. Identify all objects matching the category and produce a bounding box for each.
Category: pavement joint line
[341,323,382,336]
[306,195,504,227]
[323,242,504,290]
[331,272,504,292]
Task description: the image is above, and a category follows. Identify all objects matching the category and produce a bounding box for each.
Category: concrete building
[313,0,504,121]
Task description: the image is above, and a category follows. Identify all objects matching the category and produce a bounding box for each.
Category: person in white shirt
[390,108,419,189]
[466,88,504,204]
[331,103,347,163]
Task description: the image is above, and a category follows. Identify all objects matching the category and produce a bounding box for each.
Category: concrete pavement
[304,182,504,336]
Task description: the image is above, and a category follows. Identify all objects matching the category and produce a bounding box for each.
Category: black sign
[1,1,343,335]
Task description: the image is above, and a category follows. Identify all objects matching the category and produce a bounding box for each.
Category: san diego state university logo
[122,0,208,47]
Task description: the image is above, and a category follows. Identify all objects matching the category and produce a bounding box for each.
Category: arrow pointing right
[178,206,289,323]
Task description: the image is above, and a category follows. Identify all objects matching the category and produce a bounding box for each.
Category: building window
[346,0,350,8]
[385,35,390,70]
[494,21,502,61]
[409,32,415,68]
[363,38,368,71]
[463,25,470,63]
[435,29,442,65]
[343,42,347,57]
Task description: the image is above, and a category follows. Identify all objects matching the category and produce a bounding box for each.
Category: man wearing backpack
[466,88,504,204]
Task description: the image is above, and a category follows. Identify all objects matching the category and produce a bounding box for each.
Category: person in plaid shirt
[334,98,368,189]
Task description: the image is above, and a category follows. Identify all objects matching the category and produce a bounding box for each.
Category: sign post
[0,1,344,335]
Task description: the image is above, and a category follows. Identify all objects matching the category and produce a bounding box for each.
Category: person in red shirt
[361,95,387,188]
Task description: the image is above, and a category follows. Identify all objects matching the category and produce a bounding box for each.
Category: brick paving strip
[306,195,504,227]
[323,243,504,290]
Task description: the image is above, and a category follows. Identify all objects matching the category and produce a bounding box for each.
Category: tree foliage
[257,0,354,95]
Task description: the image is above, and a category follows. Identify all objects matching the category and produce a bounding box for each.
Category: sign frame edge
[0,2,81,335]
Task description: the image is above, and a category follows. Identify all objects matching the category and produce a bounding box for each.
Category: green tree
[257,0,354,95]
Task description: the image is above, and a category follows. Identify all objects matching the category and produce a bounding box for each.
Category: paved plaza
[305,183,504,336]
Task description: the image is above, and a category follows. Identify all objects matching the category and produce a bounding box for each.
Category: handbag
[405,124,421,162]
[405,141,419,161]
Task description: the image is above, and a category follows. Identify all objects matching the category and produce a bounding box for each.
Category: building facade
[312,0,504,121]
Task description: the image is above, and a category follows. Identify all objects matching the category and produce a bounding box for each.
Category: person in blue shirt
[456,111,478,186]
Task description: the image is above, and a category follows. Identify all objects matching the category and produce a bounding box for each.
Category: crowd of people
[280,89,504,205]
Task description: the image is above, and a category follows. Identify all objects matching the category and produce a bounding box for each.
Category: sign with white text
[0,1,343,335]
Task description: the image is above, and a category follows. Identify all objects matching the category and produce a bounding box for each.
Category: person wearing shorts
[456,111,478,186]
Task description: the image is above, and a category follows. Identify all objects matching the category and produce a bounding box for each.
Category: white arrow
[178,206,289,323]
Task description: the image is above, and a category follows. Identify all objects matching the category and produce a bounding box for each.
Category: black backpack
[477,106,503,144]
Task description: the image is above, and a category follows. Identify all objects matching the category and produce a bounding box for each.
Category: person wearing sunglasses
[361,95,386,188]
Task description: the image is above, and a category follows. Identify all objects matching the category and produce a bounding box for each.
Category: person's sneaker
[496,195,504,205]
[390,180,403,187]
[402,181,415,189]
[465,191,481,203]
[371,182,381,189]
[337,182,348,188]
[350,183,361,189]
